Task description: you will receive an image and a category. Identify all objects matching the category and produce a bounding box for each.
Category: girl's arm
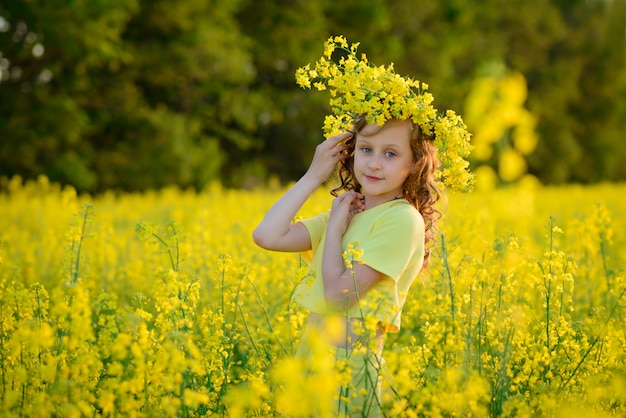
[252,132,351,252]
[321,192,384,307]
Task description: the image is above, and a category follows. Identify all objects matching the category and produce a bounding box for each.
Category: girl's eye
[360,147,371,153]
[385,151,396,158]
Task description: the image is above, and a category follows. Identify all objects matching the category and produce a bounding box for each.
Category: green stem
[71,204,92,284]
[558,338,598,392]
[151,231,176,272]
[169,222,180,272]
[245,277,288,355]
[237,303,263,357]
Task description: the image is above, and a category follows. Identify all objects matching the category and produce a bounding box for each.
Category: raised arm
[320,191,383,308]
[252,132,352,252]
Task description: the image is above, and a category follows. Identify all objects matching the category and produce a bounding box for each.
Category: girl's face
[353,119,414,209]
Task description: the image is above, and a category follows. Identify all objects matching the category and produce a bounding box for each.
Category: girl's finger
[345,192,362,206]
[334,143,349,153]
[335,192,354,207]
[327,132,352,147]
[343,191,362,201]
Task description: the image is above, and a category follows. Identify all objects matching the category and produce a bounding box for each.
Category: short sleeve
[299,211,330,262]
[358,205,425,281]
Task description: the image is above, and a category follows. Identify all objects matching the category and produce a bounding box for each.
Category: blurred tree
[89,0,257,191]
[563,0,626,182]
[0,0,257,191]
[230,0,330,187]
[0,0,625,191]
[0,0,138,191]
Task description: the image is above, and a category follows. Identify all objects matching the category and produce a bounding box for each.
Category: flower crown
[296,36,474,192]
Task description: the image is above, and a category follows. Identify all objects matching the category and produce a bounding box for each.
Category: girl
[253,115,441,416]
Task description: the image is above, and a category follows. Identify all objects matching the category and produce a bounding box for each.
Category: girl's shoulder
[369,199,424,229]
[383,198,422,218]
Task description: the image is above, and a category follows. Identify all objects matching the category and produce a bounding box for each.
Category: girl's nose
[368,154,382,170]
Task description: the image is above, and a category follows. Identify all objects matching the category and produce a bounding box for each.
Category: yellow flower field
[0,175,625,417]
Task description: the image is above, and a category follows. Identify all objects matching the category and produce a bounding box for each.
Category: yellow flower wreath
[296,36,474,192]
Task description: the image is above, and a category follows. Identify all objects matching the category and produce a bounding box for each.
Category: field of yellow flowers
[0,175,625,417]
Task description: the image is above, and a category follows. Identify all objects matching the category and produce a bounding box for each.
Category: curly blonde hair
[331,116,442,269]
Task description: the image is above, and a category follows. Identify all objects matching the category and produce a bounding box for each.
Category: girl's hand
[328,191,365,236]
[303,132,352,185]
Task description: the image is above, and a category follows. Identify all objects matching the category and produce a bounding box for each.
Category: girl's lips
[365,175,382,182]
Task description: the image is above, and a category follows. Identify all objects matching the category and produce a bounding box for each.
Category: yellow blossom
[295,36,474,192]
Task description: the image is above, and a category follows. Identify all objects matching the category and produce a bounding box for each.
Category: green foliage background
[1,0,625,192]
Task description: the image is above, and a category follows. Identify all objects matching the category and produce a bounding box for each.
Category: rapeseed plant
[0,176,624,416]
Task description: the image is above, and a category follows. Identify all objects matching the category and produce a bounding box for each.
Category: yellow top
[293,199,425,332]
